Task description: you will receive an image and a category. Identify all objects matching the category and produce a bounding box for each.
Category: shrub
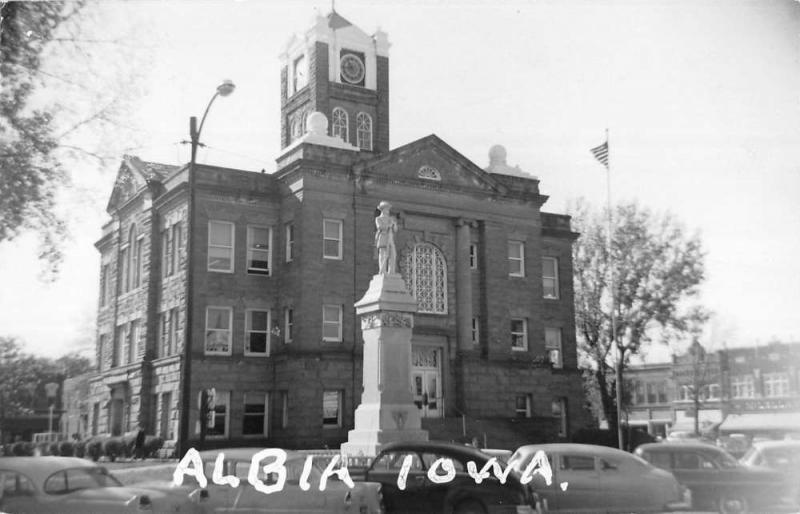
[11,441,32,456]
[102,436,124,462]
[74,439,86,458]
[85,437,105,461]
[48,442,60,456]
[58,441,75,457]
[143,435,164,458]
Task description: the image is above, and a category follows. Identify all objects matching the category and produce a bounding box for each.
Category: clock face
[340,53,365,85]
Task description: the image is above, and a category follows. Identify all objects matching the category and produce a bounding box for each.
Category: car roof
[513,443,633,458]
[198,448,308,462]
[0,457,98,486]
[379,440,490,460]
[750,440,800,451]
[637,441,721,452]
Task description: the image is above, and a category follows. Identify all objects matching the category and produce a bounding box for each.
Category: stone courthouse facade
[87,11,588,450]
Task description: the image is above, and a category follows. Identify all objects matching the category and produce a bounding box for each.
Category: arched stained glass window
[403,243,447,314]
[356,112,372,150]
[332,107,348,142]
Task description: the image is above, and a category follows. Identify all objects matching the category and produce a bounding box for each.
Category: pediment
[357,135,507,195]
[105,155,168,212]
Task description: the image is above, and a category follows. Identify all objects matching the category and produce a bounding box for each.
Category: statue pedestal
[341,273,429,458]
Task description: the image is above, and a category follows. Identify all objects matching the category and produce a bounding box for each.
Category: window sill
[543,296,560,301]
[322,339,342,343]
[204,351,232,357]
[511,347,528,352]
[323,256,343,261]
[243,353,270,358]
[247,270,271,277]
[207,269,234,274]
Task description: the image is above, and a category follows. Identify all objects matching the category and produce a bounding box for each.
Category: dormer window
[292,54,307,94]
[332,107,348,142]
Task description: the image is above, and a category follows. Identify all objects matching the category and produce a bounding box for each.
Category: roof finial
[331,0,336,12]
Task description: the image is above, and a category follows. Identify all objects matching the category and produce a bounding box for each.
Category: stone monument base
[341,402,429,457]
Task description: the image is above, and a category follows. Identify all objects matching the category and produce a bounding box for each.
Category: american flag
[590,141,609,168]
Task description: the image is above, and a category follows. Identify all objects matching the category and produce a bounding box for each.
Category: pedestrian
[134,426,146,460]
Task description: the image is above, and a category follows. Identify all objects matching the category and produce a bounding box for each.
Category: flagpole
[605,128,623,450]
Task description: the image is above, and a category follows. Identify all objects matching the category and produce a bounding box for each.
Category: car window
[645,451,671,470]
[44,467,121,495]
[674,452,716,470]
[421,453,465,472]
[372,452,424,471]
[560,455,595,471]
[763,447,800,469]
[0,472,36,497]
[599,458,620,471]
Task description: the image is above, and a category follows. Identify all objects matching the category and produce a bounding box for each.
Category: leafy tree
[1,1,146,278]
[673,339,719,436]
[571,200,707,437]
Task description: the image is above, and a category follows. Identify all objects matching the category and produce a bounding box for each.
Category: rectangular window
[243,392,268,436]
[732,375,755,399]
[100,264,110,307]
[172,223,182,274]
[469,244,478,270]
[471,317,480,345]
[508,241,525,277]
[285,223,294,262]
[129,320,139,364]
[707,384,721,400]
[170,308,180,355]
[515,394,532,418]
[119,246,129,293]
[162,229,171,278]
[247,226,271,275]
[114,324,127,367]
[98,334,107,371]
[647,383,657,404]
[205,307,232,355]
[284,308,294,343]
[764,373,789,398]
[208,221,234,272]
[543,257,560,299]
[322,219,343,260]
[159,311,170,358]
[511,318,528,351]
[322,391,342,428]
[322,304,343,342]
[552,397,568,437]
[545,327,563,368]
[245,309,270,356]
[206,390,229,438]
[133,238,143,288]
[657,382,668,403]
[634,381,645,405]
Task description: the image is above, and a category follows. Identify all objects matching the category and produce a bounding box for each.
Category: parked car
[0,456,207,513]
[740,440,800,502]
[635,441,799,514]
[715,434,751,459]
[351,440,540,513]
[127,448,385,513]
[507,443,689,513]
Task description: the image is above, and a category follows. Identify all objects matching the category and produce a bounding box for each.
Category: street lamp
[44,382,59,436]
[179,80,235,456]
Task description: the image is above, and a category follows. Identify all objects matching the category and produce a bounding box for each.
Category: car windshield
[44,467,122,495]
[715,451,739,469]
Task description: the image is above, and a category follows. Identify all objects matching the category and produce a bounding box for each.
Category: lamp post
[44,382,59,437]
[179,80,235,456]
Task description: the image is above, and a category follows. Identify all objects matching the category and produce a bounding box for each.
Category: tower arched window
[290,118,301,142]
[403,243,447,314]
[301,110,309,136]
[331,107,348,142]
[356,112,372,151]
[128,225,142,290]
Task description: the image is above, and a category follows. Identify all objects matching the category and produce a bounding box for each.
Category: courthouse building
[87,11,589,450]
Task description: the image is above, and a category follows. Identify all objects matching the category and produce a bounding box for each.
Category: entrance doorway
[411,345,442,418]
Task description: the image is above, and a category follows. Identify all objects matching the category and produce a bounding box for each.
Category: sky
[1,0,799,362]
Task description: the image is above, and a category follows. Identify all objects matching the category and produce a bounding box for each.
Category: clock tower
[279,11,390,154]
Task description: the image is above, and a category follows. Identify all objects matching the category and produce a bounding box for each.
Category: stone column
[455,218,473,353]
[341,273,429,458]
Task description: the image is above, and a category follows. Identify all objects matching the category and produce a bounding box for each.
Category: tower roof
[327,11,353,30]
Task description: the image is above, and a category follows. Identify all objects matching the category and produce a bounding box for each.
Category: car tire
[453,499,486,514]
[718,493,748,514]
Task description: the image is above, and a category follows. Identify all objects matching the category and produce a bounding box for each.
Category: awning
[719,412,800,433]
